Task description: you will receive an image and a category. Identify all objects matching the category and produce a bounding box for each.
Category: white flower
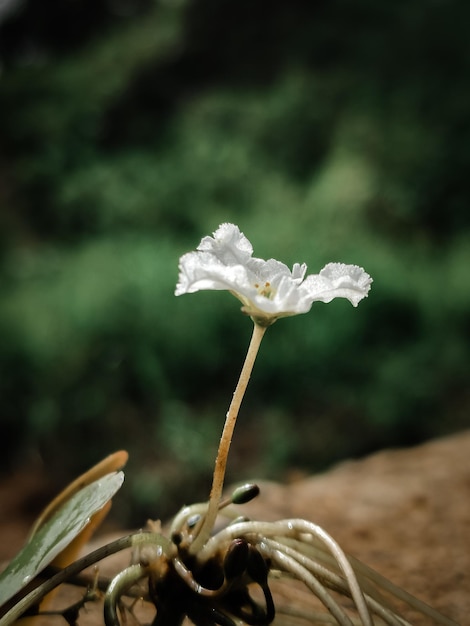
[176,223,372,326]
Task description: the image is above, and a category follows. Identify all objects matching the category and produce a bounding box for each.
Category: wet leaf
[0,470,124,606]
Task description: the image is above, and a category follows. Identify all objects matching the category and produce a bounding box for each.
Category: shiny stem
[189,322,267,555]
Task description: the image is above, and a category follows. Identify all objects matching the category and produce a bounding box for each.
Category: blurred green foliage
[0,0,469,524]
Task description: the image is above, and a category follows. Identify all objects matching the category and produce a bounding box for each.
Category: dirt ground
[1,430,469,625]
[242,430,470,625]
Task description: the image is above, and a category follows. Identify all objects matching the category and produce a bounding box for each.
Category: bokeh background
[1,0,469,526]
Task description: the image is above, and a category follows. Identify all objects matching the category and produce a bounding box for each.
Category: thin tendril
[265,539,408,626]
[104,564,147,626]
[269,548,355,626]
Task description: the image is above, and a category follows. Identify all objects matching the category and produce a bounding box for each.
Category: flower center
[254,281,275,299]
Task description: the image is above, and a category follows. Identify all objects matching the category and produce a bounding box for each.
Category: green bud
[231,483,260,505]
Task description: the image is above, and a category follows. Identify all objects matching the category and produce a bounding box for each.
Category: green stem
[104,564,147,626]
[189,322,267,555]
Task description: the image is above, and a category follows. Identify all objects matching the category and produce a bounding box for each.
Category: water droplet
[22,574,32,585]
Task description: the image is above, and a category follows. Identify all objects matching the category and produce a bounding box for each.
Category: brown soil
[241,429,470,625]
[1,430,468,624]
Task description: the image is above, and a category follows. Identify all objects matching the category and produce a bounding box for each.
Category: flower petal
[302,263,372,307]
[198,223,253,265]
[175,223,372,323]
[175,251,253,295]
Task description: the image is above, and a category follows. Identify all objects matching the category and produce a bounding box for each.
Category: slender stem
[189,322,267,555]
[104,564,147,626]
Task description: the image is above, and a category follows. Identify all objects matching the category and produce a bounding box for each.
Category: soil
[242,429,470,625]
[1,430,469,625]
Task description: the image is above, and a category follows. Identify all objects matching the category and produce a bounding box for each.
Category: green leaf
[0,471,124,606]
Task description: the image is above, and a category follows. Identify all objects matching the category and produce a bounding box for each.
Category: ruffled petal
[175,224,372,323]
[301,263,372,307]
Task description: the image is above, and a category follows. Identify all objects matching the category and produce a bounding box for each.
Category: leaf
[0,470,124,606]
[28,450,128,538]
